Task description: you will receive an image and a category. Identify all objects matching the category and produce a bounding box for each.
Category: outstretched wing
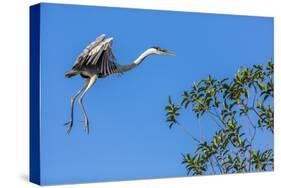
[96,42,121,76]
[72,34,106,70]
[84,37,121,76]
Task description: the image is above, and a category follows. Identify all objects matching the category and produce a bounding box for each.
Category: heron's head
[151,46,175,56]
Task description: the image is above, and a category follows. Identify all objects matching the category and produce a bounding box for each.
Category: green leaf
[257,82,266,90]
[168,96,172,104]
[245,90,250,99]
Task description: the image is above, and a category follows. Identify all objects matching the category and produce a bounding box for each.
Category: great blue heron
[65,34,175,134]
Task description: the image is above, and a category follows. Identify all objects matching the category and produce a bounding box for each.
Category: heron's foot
[64,120,73,134]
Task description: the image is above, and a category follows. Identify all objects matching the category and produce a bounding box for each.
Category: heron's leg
[65,79,90,134]
[78,75,98,134]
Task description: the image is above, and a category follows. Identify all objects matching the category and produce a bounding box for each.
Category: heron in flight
[65,34,175,134]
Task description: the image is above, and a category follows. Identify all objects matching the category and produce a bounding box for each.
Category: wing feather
[72,34,106,69]
[72,34,121,77]
[96,42,120,76]
[87,45,105,66]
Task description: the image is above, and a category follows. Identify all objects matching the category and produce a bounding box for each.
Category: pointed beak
[162,49,176,56]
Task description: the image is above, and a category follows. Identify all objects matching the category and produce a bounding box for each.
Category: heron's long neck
[118,48,155,73]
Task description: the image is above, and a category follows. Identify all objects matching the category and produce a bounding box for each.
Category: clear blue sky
[39,3,273,185]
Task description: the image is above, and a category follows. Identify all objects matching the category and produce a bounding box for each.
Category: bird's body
[65,34,174,134]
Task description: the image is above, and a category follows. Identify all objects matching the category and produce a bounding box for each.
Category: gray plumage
[65,34,175,134]
[65,34,121,79]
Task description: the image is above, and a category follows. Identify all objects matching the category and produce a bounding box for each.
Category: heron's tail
[65,70,78,78]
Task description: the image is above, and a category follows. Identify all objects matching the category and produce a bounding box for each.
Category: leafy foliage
[165,60,274,175]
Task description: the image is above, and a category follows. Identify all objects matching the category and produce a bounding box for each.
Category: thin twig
[214,155,223,174]
[210,109,227,128]
[209,157,217,174]
[246,114,257,144]
[249,107,263,120]
[207,112,224,129]
[252,87,257,108]
[178,124,201,143]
